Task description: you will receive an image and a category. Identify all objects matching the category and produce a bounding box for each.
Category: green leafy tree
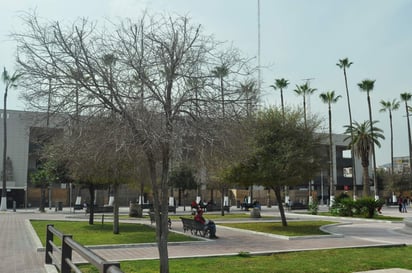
[344,121,385,197]
[169,165,198,208]
[30,160,59,212]
[358,79,378,197]
[228,107,324,226]
[379,99,400,174]
[319,91,341,201]
[400,92,412,175]
[1,68,21,211]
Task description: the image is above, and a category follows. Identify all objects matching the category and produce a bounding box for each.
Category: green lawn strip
[78,245,412,273]
[169,213,274,221]
[318,212,404,221]
[30,220,198,246]
[219,221,336,236]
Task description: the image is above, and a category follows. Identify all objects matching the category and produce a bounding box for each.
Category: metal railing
[45,224,124,273]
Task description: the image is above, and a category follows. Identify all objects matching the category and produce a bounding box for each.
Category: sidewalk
[1,205,412,273]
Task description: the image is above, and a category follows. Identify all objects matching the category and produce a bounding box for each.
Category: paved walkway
[1,205,412,272]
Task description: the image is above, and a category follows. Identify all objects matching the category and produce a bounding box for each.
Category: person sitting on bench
[194,209,218,239]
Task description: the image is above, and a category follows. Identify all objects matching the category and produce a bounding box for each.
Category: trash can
[58,201,63,211]
[129,201,142,217]
[236,200,240,208]
[250,208,261,218]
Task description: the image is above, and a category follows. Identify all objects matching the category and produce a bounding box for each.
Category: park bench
[149,212,172,229]
[86,205,114,214]
[286,202,308,210]
[240,202,255,211]
[204,204,230,212]
[180,217,209,237]
[149,205,177,214]
[73,204,83,210]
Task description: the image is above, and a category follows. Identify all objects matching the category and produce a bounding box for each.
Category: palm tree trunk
[363,165,370,197]
[390,111,394,174]
[280,89,285,120]
[1,86,8,211]
[367,93,377,197]
[406,102,412,175]
[343,68,357,199]
[328,105,334,203]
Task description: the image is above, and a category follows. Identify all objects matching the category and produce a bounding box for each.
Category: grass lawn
[79,245,412,273]
[31,220,199,246]
[318,212,404,221]
[220,221,336,236]
[169,213,275,221]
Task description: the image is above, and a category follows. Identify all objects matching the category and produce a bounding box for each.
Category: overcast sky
[1,0,412,166]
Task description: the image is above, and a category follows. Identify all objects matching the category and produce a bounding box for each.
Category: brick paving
[1,206,412,272]
[0,211,46,273]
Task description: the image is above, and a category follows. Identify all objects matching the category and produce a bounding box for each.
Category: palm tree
[240,80,258,117]
[337,58,357,198]
[1,68,21,211]
[319,91,341,203]
[344,120,385,197]
[379,99,400,174]
[212,65,230,215]
[270,78,289,119]
[212,65,229,118]
[400,92,412,175]
[294,82,316,201]
[270,78,289,204]
[294,82,317,128]
[358,79,378,198]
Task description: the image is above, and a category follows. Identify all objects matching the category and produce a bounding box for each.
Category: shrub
[356,197,385,218]
[308,200,319,215]
[330,193,355,216]
[330,194,385,218]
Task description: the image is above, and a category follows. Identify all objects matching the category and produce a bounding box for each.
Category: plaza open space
[2,205,412,273]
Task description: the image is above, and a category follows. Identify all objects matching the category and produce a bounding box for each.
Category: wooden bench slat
[180,217,209,238]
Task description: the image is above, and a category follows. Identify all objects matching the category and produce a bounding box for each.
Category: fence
[45,224,124,273]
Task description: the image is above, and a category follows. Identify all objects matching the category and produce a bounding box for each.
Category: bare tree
[15,12,251,272]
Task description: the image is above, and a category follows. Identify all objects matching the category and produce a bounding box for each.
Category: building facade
[1,109,366,209]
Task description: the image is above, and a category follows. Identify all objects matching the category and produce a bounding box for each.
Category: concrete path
[1,205,412,273]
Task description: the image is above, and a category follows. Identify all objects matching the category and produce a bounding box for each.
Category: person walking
[402,197,408,213]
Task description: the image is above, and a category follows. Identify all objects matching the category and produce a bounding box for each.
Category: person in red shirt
[194,209,218,238]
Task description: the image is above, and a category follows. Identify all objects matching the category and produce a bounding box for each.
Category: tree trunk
[113,183,119,234]
[362,165,370,197]
[273,186,287,226]
[1,87,8,211]
[88,184,95,225]
[147,151,169,273]
[343,68,357,199]
[390,111,394,174]
[367,94,378,197]
[328,105,334,202]
[405,101,412,176]
[220,187,225,216]
[39,187,46,212]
